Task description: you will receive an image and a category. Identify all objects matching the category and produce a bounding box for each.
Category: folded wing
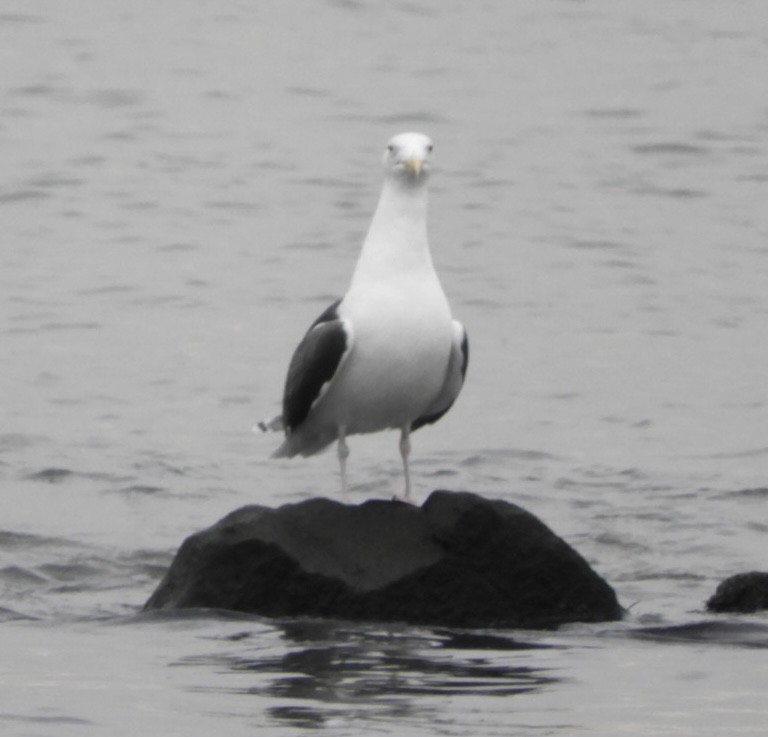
[411,320,469,431]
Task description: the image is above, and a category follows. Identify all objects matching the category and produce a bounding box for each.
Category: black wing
[411,321,469,431]
[282,299,350,431]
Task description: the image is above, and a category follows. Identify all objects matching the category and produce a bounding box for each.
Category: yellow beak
[404,157,423,176]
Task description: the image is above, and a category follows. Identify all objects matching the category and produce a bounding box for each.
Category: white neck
[349,174,434,287]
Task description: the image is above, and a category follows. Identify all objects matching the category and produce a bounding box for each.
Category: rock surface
[145,490,623,628]
[706,571,768,613]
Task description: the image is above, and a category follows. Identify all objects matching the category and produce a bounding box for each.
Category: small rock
[706,571,768,613]
[145,490,623,628]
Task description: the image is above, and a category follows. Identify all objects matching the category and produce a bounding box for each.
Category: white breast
[316,274,453,434]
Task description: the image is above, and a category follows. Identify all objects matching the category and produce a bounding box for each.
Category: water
[2,1,768,734]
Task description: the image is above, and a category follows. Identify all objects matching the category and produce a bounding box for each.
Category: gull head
[383,131,433,183]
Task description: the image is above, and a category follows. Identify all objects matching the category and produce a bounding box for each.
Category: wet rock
[706,571,768,613]
[144,490,623,628]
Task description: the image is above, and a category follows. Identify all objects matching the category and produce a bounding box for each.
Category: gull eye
[387,144,395,154]
[426,144,433,153]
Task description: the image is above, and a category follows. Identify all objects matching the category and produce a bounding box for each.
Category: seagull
[259,132,468,502]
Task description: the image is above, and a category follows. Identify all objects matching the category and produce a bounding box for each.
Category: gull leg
[337,426,350,498]
[396,425,413,503]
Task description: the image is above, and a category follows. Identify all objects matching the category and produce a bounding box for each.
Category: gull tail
[256,415,337,458]
[255,414,284,433]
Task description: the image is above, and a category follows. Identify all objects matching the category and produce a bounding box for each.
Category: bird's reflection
[180,617,562,729]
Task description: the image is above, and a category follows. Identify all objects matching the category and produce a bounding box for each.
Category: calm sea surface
[2,2,768,735]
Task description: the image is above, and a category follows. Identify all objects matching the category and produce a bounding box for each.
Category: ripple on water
[24,467,126,485]
[0,13,43,24]
[630,619,768,649]
[631,142,712,157]
[0,524,172,619]
[0,189,50,204]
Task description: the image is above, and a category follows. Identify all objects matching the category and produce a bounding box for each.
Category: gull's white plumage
[260,132,468,501]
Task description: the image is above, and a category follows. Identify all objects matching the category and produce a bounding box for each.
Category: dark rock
[706,571,768,613]
[144,490,623,628]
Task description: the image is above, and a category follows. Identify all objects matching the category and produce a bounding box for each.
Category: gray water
[2,1,768,734]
